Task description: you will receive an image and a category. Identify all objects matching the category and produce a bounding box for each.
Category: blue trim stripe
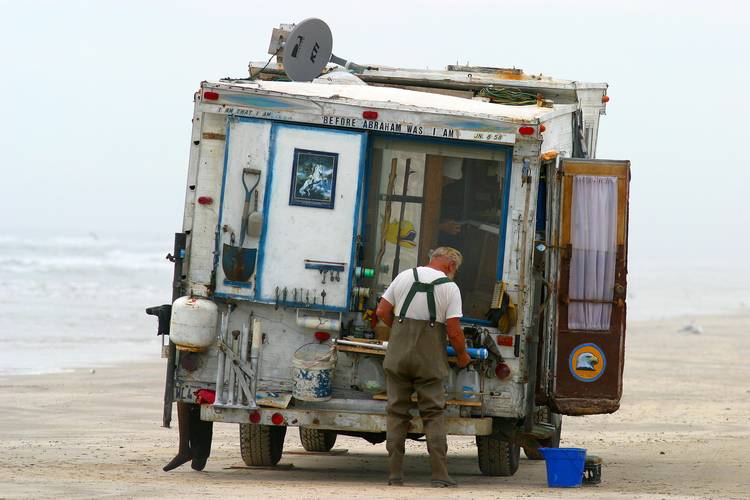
[346,132,368,310]
[213,292,353,314]
[254,123,278,301]
[223,279,253,289]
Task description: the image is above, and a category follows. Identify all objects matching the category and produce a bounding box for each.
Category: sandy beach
[1,312,748,499]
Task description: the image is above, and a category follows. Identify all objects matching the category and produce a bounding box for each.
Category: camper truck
[148,20,630,476]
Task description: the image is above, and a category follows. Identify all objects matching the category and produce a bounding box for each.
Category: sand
[1,312,748,499]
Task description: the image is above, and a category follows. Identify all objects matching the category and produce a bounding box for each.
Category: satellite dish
[282,18,333,82]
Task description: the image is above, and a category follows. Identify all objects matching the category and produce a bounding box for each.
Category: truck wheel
[299,427,337,452]
[523,408,562,460]
[476,433,520,476]
[239,423,286,466]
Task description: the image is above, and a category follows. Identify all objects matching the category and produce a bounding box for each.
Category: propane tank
[169,296,219,351]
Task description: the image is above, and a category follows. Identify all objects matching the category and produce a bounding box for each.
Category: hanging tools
[214,305,234,405]
[376,157,398,279]
[321,289,327,306]
[222,167,261,283]
[239,167,262,246]
[391,158,413,280]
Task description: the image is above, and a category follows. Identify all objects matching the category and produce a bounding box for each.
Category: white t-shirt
[382,266,463,323]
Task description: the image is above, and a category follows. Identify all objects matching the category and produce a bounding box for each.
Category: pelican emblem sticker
[569,343,606,382]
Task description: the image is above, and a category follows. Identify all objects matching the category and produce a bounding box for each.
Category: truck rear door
[549,158,630,415]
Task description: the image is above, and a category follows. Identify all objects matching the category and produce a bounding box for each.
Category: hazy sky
[1,0,747,265]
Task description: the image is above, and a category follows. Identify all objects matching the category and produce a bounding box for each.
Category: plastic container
[455,366,480,402]
[357,357,385,394]
[291,343,336,401]
[539,447,586,488]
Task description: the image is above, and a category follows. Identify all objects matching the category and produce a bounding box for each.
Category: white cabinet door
[255,124,366,310]
[214,118,272,300]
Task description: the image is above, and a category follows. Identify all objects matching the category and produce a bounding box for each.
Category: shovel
[222,168,261,282]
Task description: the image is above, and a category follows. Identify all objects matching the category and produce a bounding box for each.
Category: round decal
[569,343,606,382]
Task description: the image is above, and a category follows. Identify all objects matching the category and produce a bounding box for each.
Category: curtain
[568,175,618,330]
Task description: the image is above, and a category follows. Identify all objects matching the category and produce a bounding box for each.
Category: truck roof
[207,79,577,125]
[248,62,608,102]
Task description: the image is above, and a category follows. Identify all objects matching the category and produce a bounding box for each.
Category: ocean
[0,234,172,376]
[1,233,747,375]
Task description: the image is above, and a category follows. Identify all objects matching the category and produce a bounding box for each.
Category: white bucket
[292,343,336,402]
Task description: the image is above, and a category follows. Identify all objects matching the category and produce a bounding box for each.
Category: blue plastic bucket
[539,447,586,488]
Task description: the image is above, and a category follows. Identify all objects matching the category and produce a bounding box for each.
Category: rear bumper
[200,405,493,436]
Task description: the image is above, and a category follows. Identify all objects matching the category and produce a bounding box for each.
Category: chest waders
[384,268,456,485]
[397,268,452,328]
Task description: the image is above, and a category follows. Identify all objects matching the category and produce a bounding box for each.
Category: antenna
[270,18,363,82]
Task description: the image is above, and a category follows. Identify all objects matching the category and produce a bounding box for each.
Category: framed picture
[289,148,339,209]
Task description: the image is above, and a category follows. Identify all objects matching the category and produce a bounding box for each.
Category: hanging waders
[383,269,454,484]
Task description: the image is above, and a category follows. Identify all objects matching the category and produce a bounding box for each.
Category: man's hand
[456,351,471,369]
[446,317,471,368]
[439,220,461,235]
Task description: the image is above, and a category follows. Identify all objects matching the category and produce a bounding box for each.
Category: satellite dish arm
[330,53,365,74]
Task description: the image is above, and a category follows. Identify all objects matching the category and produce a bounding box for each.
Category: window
[567,175,618,330]
[363,138,507,319]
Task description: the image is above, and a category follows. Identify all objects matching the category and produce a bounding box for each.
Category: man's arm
[446,317,471,368]
[376,298,395,328]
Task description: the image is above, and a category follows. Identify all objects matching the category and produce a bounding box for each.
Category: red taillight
[271,412,285,425]
[197,196,213,205]
[518,126,535,136]
[602,95,610,103]
[314,331,330,342]
[194,389,216,405]
[495,362,511,380]
[539,124,546,133]
[497,335,514,347]
[249,411,261,423]
[204,91,220,101]
[362,110,378,120]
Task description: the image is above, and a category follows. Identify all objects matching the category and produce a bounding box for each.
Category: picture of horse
[289,149,339,209]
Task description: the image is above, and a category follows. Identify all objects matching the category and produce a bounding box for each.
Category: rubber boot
[385,414,409,484]
[190,404,213,471]
[423,414,456,487]
[162,401,192,471]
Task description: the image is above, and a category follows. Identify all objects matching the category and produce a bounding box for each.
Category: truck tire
[476,433,520,476]
[523,407,562,460]
[239,423,286,466]
[299,427,337,452]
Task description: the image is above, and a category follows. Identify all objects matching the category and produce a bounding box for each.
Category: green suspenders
[397,268,452,327]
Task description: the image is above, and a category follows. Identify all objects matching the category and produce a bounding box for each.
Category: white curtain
[568,176,618,330]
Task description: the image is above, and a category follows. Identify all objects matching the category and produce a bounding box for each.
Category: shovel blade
[222,244,257,282]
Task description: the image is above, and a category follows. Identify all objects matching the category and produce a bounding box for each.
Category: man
[376,246,471,488]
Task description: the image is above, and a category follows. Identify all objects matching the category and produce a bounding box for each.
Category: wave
[0,252,169,273]
[0,234,175,273]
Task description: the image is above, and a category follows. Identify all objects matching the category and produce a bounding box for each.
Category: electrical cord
[249,47,282,80]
